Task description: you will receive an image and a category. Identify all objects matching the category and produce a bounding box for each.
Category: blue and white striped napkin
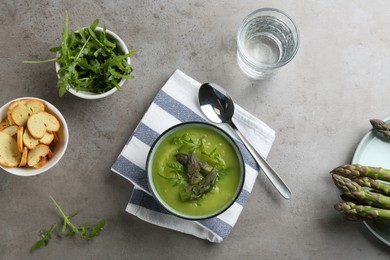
[111,69,275,242]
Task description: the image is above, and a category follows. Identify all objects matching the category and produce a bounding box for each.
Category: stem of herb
[74,36,91,62]
[22,58,57,64]
[49,195,80,236]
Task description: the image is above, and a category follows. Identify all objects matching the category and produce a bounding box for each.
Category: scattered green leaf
[31,196,106,253]
[31,223,57,252]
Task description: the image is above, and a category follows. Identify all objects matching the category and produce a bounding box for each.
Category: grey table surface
[1,0,390,259]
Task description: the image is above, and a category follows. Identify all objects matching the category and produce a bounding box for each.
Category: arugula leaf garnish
[158,162,187,186]
[172,133,204,151]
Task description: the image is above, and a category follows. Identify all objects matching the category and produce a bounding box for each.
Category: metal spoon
[198,83,292,200]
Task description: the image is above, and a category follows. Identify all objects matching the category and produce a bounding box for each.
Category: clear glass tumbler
[237,8,300,79]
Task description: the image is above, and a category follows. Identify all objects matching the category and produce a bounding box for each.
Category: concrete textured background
[1,0,390,259]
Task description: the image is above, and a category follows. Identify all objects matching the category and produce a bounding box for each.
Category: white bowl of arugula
[49,14,139,99]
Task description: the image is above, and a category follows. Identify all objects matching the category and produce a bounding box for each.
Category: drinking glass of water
[237,8,300,79]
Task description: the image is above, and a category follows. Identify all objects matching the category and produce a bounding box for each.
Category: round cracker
[9,104,30,126]
[27,144,50,167]
[0,132,21,167]
[25,100,45,115]
[23,128,39,149]
[39,132,54,145]
[27,112,60,139]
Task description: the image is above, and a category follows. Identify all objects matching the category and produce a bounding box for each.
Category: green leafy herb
[31,196,106,252]
[23,11,140,97]
[50,196,105,240]
[158,162,186,186]
[31,224,57,252]
[201,148,227,176]
[172,133,205,152]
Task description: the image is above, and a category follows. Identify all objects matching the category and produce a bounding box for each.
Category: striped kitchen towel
[111,69,275,242]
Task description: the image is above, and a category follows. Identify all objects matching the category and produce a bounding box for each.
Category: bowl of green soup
[146,122,245,220]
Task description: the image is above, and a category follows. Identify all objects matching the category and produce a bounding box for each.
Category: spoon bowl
[198,83,291,199]
[198,83,234,124]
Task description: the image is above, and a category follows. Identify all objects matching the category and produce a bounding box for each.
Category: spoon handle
[228,120,292,200]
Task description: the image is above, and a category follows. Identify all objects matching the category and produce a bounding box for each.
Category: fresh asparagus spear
[352,177,390,195]
[370,119,390,139]
[331,174,390,208]
[331,164,390,182]
[175,153,217,201]
[334,201,390,222]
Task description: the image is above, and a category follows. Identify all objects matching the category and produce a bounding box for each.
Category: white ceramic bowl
[0,97,69,176]
[55,27,130,100]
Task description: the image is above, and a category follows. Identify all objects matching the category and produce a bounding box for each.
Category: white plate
[352,117,390,246]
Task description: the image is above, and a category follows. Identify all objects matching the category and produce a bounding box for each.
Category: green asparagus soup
[149,123,244,219]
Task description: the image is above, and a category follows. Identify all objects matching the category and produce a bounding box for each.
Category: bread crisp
[7,100,27,124]
[19,147,28,167]
[22,128,39,149]
[25,100,45,115]
[27,112,60,139]
[27,144,51,167]
[1,125,17,136]
[39,132,54,145]
[33,157,48,169]
[0,119,10,131]
[17,126,24,153]
[9,104,30,126]
[0,132,21,167]
[7,100,27,111]
[7,100,45,127]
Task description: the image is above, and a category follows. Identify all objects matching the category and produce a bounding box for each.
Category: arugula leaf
[172,133,204,152]
[31,224,57,252]
[201,148,227,175]
[85,219,106,240]
[89,19,99,31]
[158,162,187,186]
[31,196,106,253]
[50,196,105,240]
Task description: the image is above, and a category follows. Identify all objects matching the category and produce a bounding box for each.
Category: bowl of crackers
[0,97,68,176]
